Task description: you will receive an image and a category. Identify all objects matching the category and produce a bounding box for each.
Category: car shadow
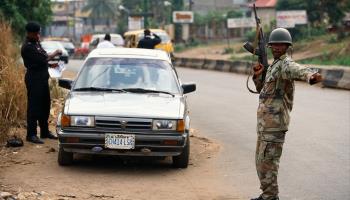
[64,154,182,174]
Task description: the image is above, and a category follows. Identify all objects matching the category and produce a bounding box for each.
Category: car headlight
[71,116,95,127]
[152,119,185,132]
[153,120,176,131]
[61,115,95,127]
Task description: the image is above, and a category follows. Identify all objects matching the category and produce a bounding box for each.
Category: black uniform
[21,38,51,138]
[137,34,161,49]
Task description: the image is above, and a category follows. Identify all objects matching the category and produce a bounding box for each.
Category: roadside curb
[173,57,350,90]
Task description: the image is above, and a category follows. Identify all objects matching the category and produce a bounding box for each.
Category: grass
[0,20,26,142]
[299,55,350,66]
[0,20,67,143]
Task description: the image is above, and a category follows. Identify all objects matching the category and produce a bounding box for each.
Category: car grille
[95,117,152,132]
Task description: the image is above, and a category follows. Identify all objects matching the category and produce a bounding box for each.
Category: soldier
[137,29,161,49]
[21,22,62,144]
[251,28,322,200]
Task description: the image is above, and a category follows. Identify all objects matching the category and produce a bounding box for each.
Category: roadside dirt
[0,126,237,200]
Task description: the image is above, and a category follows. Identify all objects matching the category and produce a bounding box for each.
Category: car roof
[92,34,122,38]
[87,48,171,63]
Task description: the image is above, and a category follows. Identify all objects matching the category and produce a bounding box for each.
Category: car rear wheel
[58,145,73,166]
[172,137,190,168]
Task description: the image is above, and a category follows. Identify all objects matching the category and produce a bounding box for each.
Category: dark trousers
[25,73,51,137]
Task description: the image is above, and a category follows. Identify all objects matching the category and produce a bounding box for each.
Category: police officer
[21,22,61,144]
[137,29,161,49]
[251,28,322,200]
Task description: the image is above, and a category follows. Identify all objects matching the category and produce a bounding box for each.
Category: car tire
[58,145,73,166]
[172,136,190,168]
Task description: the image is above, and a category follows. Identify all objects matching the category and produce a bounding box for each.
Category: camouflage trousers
[255,131,286,200]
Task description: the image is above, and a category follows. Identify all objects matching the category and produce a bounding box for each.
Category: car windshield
[74,58,180,94]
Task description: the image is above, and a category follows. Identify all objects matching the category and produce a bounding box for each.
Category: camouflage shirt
[253,54,316,132]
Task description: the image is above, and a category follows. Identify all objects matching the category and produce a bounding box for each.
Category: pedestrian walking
[21,22,61,144]
[137,29,161,49]
[251,28,322,200]
[96,33,115,49]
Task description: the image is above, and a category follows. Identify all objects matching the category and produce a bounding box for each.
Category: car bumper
[57,130,188,157]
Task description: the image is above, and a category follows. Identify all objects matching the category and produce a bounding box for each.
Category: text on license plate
[105,134,135,149]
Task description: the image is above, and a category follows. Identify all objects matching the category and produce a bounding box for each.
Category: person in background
[21,21,61,144]
[96,33,115,49]
[137,29,161,49]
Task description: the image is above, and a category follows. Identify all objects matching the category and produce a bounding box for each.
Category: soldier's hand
[253,63,264,76]
[309,73,323,85]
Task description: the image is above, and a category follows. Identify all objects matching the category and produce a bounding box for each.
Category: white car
[41,41,69,63]
[90,34,124,48]
[56,48,196,168]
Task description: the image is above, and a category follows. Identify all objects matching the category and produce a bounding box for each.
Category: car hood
[65,92,185,119]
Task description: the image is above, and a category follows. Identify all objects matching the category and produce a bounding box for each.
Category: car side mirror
[58,78,73,90]
[182,83,196,94]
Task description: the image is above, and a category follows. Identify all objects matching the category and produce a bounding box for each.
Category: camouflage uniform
[253,54,316,200]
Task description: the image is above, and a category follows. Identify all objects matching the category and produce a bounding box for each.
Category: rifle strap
[246,25,262,94]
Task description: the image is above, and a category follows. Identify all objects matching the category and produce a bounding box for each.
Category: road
[1,60,348,200]
[67,60,350,199]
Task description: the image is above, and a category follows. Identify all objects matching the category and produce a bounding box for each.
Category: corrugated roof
[250,0,277,8]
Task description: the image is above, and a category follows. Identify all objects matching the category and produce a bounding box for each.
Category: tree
[276,0,350,26]
[82,0,120,31]
[0,0,52,38]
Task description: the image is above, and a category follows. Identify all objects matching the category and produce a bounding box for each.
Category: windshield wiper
[74,87,126,92]
[122,88,175,97]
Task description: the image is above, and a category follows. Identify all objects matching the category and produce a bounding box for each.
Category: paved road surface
[67,60,350,200]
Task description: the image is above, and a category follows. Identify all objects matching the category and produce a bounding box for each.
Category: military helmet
[268,28,292,45]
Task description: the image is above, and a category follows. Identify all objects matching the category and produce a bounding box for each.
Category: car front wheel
[172,136,190,168]
[58,145,73,166]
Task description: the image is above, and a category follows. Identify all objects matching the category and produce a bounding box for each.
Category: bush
[0,20,26,142]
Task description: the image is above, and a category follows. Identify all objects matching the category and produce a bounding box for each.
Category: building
[249,0,277,28]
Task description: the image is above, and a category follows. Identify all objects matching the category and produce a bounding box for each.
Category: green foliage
[83,0,119,30]
[226,10,243,18]
[244,29,256,42]
[0,0,52,38]
[174,38,200,52]
[299,55,350,66]
[276,0,350,26]
[83,0,119,19]
[289,25,327,42]
[223,47,234,54]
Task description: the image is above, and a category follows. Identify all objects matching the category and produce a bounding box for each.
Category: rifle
[243,3,268,94]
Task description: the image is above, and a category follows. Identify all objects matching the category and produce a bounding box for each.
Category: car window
[74,58,180,94]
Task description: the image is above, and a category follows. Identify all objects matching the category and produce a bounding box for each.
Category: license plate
[105,134,135,149]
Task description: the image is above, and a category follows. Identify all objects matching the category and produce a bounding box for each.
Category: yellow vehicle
[124,29,174,55]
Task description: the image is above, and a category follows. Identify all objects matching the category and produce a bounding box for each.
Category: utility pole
[172,0,184,42]
[143,0,148,28]
[73,0,76,41]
